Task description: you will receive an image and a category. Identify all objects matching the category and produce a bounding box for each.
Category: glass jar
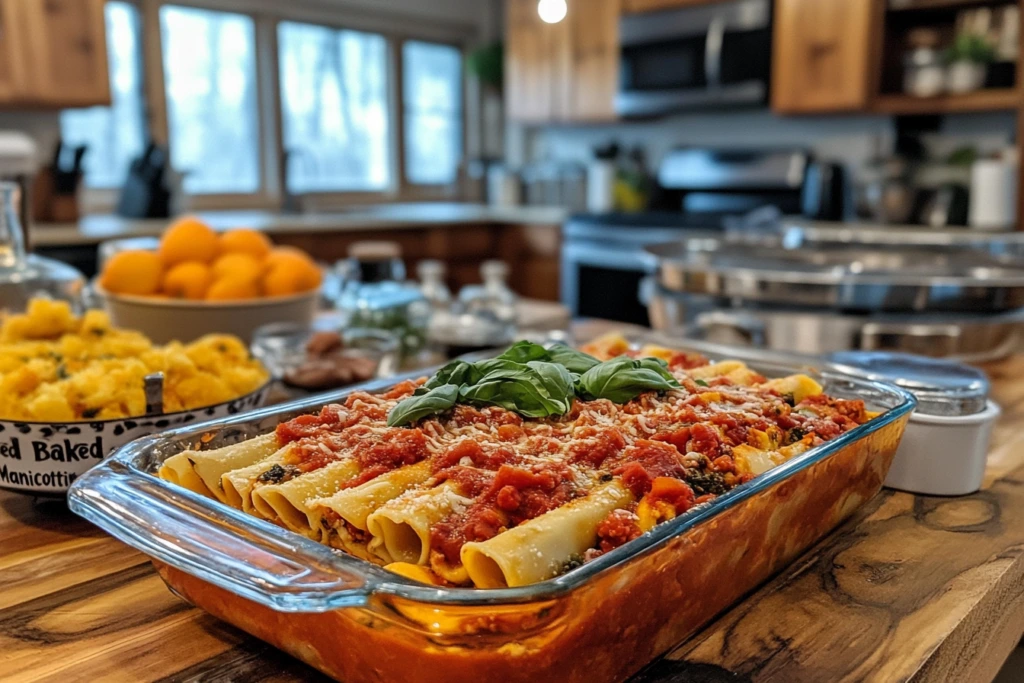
[458,260,517,324]
[903,28,944,98]
[0,182,85,313]
[334,241,427,358]
[416,259,452,310]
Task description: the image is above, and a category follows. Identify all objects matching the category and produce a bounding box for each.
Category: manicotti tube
[461,481,634,588]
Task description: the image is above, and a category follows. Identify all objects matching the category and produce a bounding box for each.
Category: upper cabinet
[505,0,619,123]
[0,2,27,102]
[772,0,875,114]
[0,0,110,108]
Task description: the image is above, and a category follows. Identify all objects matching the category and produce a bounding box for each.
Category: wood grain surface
[3,351,1024,682]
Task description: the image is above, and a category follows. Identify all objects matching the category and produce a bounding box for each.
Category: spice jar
[904,28,945,98]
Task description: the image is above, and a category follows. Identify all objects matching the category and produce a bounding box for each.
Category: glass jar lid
[827,351,989,417]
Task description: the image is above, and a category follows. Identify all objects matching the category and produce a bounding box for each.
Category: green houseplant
[945,34,996,94]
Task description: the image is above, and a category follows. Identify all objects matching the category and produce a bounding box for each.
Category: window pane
[402,41,462,185]
[59,2,145,189]
[160,6,259,194]
[278,22,390,193]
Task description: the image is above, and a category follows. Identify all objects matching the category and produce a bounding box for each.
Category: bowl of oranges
[96,217,322,344]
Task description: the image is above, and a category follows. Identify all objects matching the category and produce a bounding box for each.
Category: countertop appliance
[561,148,808,325]
[617,0,771,117]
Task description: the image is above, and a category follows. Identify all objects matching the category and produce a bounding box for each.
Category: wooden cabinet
[772,0,875,114]
[0,2,27,102]
[505,0,557,122]
[0,0,110,108]
[565,0,618,121]
[505,0,619,123]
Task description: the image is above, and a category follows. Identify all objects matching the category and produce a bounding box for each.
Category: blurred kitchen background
[6,0,1024,360]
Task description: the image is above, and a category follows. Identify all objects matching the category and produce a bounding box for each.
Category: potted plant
[945,34,996,94]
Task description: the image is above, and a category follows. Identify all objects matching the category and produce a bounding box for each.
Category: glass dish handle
[68,464,374,612]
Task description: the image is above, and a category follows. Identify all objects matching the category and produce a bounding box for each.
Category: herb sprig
[387,341,681,427]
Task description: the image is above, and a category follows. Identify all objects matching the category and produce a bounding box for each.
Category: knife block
[32,168,80,223]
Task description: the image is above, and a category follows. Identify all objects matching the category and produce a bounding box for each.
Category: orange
[162,261,213,300]
[159,217,220,266]
[263,246,312,272]
[206,276,260,301]
[100,250,163,296]
[262,256,322,297]
[211,253,262,283]
[220,229,272,259]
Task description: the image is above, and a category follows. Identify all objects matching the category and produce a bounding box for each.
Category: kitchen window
[277,21,390,193]
[159,5,260,195]
[59,1,146,189]
[63,3,468,209]
[402,41,463,186]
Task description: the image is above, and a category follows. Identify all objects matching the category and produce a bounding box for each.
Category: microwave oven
[617,0,772,117]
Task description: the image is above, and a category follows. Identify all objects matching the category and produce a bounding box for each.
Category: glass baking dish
[68,336,916,683]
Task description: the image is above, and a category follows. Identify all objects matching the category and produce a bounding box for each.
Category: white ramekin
[884,399,1001,496]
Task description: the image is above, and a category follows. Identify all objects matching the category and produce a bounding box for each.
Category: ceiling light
[538,0,567,24]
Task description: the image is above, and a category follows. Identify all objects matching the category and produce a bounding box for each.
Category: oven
[561,216,722,326]
[617,0,772,117]
[560,148,810,324]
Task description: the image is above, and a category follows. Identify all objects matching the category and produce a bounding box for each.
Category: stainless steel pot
[652,303,1024,362]
[647,240,1024,313]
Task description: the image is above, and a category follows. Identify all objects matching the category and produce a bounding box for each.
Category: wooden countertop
[30,204,568,248]
[3,331,1024,681]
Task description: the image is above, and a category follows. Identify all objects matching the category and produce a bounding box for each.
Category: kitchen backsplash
[522,110,1016,175]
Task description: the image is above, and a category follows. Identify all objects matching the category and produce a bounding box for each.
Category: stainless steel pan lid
[647,240,1024,313]
[826,351,989,417]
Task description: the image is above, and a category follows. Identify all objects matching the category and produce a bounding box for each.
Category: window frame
[395,36,467,197]
[77,0,472,213]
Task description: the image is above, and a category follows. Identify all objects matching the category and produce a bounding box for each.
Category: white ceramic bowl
[884,399,1001,496]
[0,383,271,496]
[96,286,318,344]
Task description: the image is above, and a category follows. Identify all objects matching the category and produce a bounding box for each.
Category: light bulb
[538,0,567,24]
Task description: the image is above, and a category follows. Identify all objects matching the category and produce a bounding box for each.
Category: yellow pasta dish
[161,336,872,589]
[0,299,268,421]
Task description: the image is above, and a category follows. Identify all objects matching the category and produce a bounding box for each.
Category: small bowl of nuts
[251,320,400,393]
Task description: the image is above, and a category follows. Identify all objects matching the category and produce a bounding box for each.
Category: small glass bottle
[416,259,452,310]
[0,182,84,312]
[459,260,517,324]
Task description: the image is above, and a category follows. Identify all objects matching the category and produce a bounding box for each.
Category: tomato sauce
[667,351,709,370]
[687,423,721,458]
[355,428,429,471]
[430,462,580,564]
[451,405,523,428]
[568,427,626,468]
[596,510,642,553]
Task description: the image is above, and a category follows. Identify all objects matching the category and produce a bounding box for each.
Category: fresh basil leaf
[460,379,565,418]
[472,358,533,380]
[578,356,681,403]
[526,361,575,413]
[497,341,551,364]
[695,379,709,387]
[388,384,460,427]
[545,344,601,374]
[459,360,574,418]
[419,360,481,394]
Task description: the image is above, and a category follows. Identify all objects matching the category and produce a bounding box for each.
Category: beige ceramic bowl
[96,286,318,344]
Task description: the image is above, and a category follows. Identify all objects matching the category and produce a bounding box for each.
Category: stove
[560,148,812,324]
